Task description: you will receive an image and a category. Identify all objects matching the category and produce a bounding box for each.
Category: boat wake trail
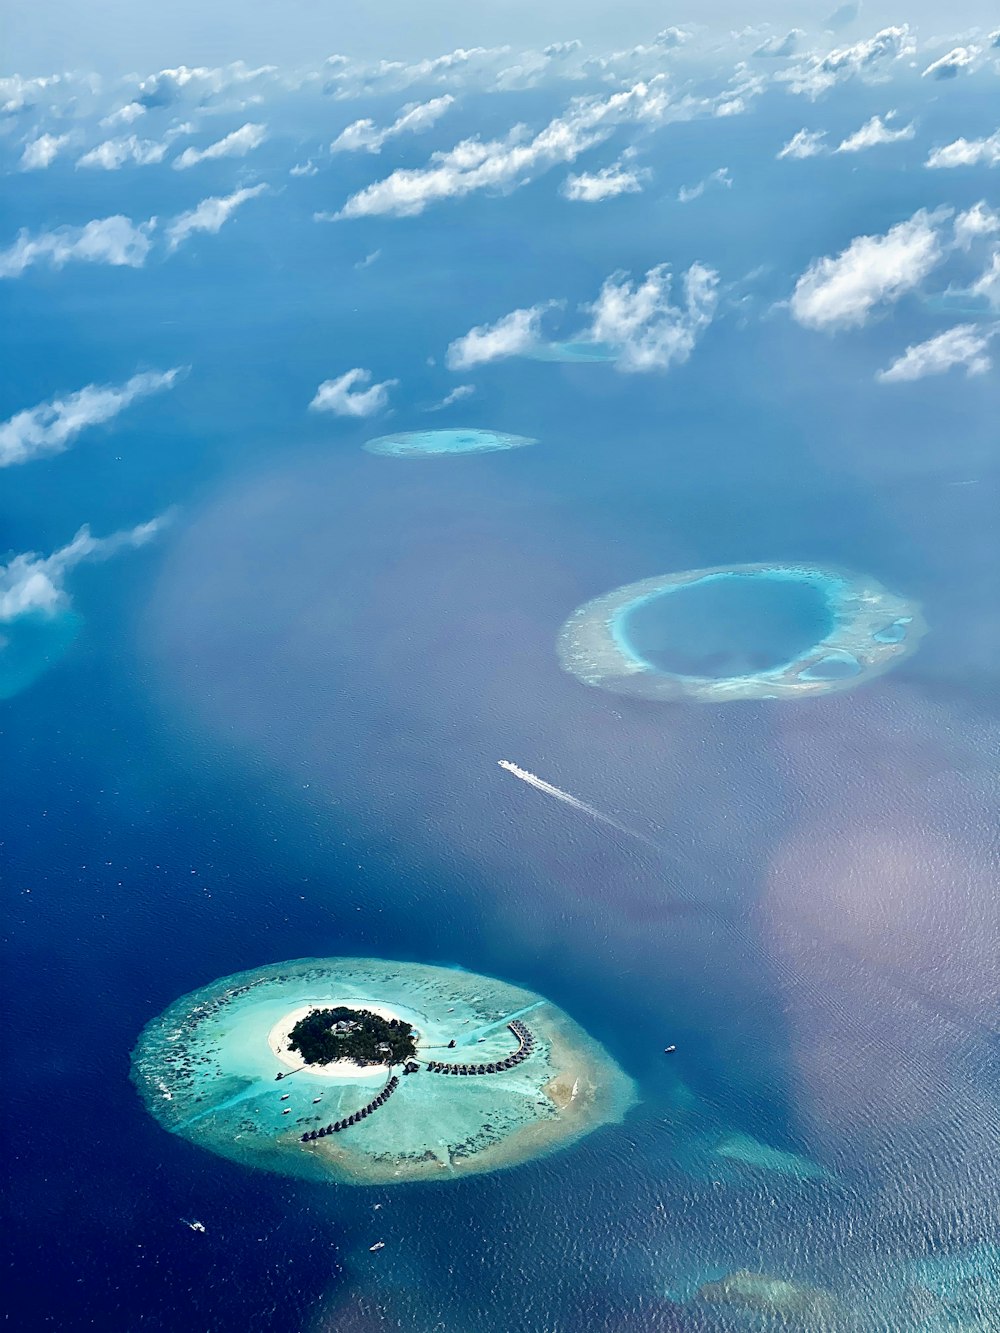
[497,760,656,847]
[497,763,998,1055]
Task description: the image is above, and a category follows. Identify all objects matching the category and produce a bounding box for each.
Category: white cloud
[777,128,827,159]
[922,47,977,80]
[1,73,64,115]
[1,519,167,624]
[101,101,146,128]
[835,112,914,153]
[0,216,156,279]
[713,63,767,119]
[653,27,688,48]
[926,130,1000,169]
[953,201,1000,249]
[790,209,947,330]
[290,159,318,176]
[165,183,267,249]
[876,324,994,381]
[494,39,584,91]
[562,158,648,202]
[354,249,381,269]
[309,368,397,417]
[582,27,689,83]
[331,96,454,153]
[335,80,670,219]
[446,305,549,369]
[583,262,719,372]
[77,135,168,170]
[969,251,1000,308]
[172,122,266,169]
[0,369,183,468]
[753,30,804,58]
[19,133,71,171]
[134,62,276,110]
[784,26,913,97]
[323,46,509,100]
[431,384,476,410]
[0,180,268,277]
[678,166,731,203]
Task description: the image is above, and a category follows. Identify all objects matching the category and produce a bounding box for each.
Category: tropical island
[287,1006,416,1067]
[131,956,637,1186]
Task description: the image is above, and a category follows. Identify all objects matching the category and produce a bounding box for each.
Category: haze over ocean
[2,8,999,1331]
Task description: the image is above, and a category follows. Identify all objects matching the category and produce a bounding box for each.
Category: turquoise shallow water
[363,428,537,457]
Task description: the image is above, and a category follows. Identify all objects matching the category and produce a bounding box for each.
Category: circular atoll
[363,428,537,458]
[131,957,637,1185]
[558,563,926,703]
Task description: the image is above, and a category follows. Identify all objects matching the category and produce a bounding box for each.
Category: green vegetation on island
[288,1006,417,1067]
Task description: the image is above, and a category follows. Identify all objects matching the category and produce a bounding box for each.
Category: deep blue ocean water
[3,70,999,1333]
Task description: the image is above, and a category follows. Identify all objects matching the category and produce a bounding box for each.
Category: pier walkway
[300,1074,400,1142]
[423,1020,534,1076]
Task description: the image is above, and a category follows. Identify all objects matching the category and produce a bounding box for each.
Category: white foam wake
[498,760,651,844]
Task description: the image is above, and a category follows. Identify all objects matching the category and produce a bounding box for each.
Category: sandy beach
[268,1002,409,1079]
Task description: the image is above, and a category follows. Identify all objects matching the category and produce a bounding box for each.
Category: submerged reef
[363,428,537,458]
[713,1131,835,1184]
[131,957,636,1186]
[527,340,619,363]
[558,563,926,703]
[0,608,80,701]
[695,1270,840,1321]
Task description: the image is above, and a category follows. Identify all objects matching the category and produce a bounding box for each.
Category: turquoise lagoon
[363,429,537,458]
[131,957,637,1186]
[558,564,925,703]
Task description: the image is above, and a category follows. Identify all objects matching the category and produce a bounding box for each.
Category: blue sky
[5,0,1000,76]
